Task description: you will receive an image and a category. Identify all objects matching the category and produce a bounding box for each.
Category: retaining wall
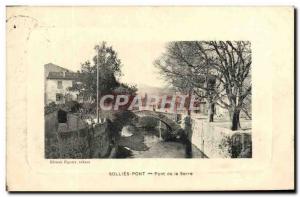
[191,118,252,158]
[45,112,112,159]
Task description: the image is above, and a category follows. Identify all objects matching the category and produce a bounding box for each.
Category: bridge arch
[133,110,183,134]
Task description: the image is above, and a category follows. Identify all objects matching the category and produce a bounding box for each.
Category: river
[116,126,207,158]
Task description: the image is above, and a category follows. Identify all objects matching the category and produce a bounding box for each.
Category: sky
[7,8,173,89]
[39,29,168,88]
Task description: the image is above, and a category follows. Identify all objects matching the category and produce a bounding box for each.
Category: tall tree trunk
[187,90,192,116]
[231,109,240,131]
[188,109,191,116]
[208,102,215,122]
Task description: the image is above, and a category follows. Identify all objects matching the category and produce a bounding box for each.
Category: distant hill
[137,84,175,96]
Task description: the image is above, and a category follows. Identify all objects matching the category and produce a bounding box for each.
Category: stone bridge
[133,110,183,134]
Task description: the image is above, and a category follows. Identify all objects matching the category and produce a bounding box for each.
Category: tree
[155,41,251,131]
[154,42,218,121]
[113,83,137,95]
[69,42,137,111]
[69,42,122,102]
[204,41,251,130]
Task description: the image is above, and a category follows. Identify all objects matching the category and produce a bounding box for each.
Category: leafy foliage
[44,102,58,115]
[69,42,136,101]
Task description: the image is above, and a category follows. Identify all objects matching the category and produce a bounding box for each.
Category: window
[56,93,63,102]
[57,81,63,89]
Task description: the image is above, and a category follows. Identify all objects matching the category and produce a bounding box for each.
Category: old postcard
[6,6,294,191]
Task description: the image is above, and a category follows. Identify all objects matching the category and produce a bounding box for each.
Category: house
[44,63,79,105]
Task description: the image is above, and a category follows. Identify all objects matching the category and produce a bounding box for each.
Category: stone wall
[89,122,111,158]
[45,112,113,158]
[56,127,91,158]
[190,118,252,158]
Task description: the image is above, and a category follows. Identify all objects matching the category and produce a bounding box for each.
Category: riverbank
[116,126,207,158]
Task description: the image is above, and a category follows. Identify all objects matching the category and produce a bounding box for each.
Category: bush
[45,102,58,115]
[65,100,81,113]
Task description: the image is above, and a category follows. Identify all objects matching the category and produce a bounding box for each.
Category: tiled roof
[45,63,78,80]
[47,71,78,80]
[44,63,72,73]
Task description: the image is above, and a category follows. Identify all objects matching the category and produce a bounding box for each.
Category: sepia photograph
[44,41,252,159]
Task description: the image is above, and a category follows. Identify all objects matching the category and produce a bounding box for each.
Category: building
[44,63,79,105]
